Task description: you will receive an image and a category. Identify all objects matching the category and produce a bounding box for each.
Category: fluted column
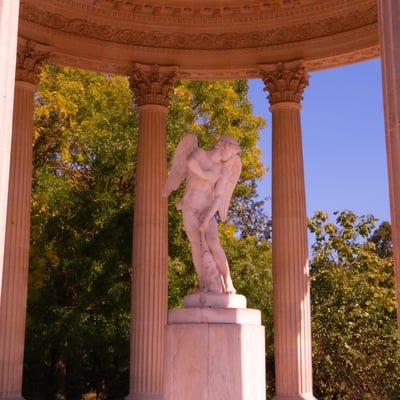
[0,41,47,399]
[0,0,20,306]
[0,3,20,399]
[261,63,316,400]
[377,1,400,338]
[126,64,176,400]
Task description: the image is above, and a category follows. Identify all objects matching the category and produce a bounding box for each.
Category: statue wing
[218,154,242,222]
[162,133,198,196]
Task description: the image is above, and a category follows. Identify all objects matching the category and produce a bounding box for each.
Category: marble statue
[162,133,242,294]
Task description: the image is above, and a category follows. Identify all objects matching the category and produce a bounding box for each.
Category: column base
[0,396,26,400]
[273,394,317,400]
[164,304,265,400]
[125,393,162,400]
[183,292,247,308]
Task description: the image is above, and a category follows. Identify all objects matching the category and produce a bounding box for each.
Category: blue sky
[249,58,391,225]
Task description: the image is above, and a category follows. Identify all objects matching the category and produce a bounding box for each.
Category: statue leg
[205,219,236,294]
[182,210,206,290]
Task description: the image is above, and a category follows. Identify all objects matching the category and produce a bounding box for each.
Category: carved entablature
[82,0,303,17]
[16,40,50,84]
[17,1,380,77]
[129,64,176,107]
[70,0,375,23]
[305,45,380,71]
[260,62,310,105]
[19,1,377,50]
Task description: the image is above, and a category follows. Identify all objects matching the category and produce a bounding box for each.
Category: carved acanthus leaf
[16,41,50,84]
[260,62,310,105]
[129,64,176,106]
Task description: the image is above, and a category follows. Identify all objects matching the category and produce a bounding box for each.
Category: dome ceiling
[18,0,379,79]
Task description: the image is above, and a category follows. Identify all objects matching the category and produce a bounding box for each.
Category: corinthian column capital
[129,63,177,107]
[260,62,309,106]
[16,40,50,85]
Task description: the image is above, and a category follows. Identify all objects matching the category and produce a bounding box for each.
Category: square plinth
[164,307,266,400]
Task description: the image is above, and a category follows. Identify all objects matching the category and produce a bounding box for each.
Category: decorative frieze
[305,44,380,71]
[44,0,377,22]
[260,62,309,105]
[129,64,176,107]
[19,2,377,50]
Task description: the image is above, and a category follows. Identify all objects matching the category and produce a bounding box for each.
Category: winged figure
[162,133,242,294]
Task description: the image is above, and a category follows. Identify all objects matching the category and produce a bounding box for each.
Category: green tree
[309,210,400,399]
[26,66,272,398]
[26,65,137,399]
[369,220,392,259]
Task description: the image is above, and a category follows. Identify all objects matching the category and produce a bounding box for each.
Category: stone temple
[0,1,399,399]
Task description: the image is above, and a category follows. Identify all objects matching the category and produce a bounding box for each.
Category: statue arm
[162,133,198,197]
[186,150,216,182]
[218,154,242,222]
[187,156,207,180]
[199,172,228,231]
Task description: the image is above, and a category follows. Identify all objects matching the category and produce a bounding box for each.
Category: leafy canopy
[309,210,400,400]
[26,65,271,399]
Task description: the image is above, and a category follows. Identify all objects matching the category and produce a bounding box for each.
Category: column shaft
[0,81,35,400]
[271,103,314,399]
[0,0,20,300]
[377,0,400,338]
[261,63,316,400]
[129,105,169,399]
[127,64,175,400]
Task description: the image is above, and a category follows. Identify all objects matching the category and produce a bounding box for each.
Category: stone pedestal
[164,295,266,400]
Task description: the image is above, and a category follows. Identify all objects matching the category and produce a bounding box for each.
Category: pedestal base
[124,393,162,400]
[183,292,247,308]
[164,302,266,400]
[272,395,317,400]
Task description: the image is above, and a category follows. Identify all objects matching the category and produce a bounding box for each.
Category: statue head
[215,135,240,148]
[213,136,241,161]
